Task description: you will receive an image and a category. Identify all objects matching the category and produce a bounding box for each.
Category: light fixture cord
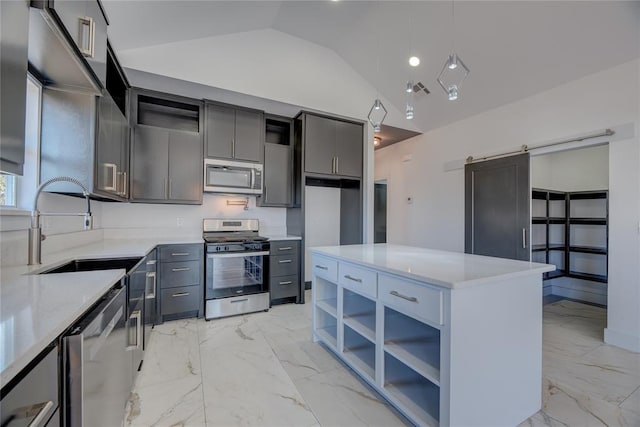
[451,0,456,53]
[376,0,381,100]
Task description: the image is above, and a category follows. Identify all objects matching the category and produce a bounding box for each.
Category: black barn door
[465,153,530,261]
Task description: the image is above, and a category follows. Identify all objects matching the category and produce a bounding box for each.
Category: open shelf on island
[384,352,440,427]
[316,298,338,318]
[315,306,338,350]
[343,289,376,342]
[343,324,376,381]
[384,307,440,385]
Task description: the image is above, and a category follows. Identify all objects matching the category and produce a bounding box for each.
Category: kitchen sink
[39,257,142,274]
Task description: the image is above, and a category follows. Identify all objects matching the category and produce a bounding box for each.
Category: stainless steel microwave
[203,158,263,195]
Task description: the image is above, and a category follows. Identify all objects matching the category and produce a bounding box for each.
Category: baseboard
[551,286,607,306]
[604,328,640,353]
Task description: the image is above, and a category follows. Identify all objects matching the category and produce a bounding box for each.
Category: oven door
[206,251,269,299]
[204,159,263,194]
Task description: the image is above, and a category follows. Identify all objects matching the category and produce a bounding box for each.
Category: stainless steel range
[203,219,270,319]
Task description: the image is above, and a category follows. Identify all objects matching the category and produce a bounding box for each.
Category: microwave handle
[250,168,256,189]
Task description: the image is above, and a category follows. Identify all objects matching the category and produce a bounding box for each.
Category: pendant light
[405,12,415,120]
[368,1,387,132]
[406,81,414,120]
[437,0,470,101]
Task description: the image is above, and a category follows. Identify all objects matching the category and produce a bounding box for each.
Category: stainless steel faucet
[29,176,93,265]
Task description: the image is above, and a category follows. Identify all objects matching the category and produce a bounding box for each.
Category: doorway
[530,144,609,307]
[374,180,387,243]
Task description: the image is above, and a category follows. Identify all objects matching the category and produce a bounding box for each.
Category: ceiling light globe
[448,85,459,101]
[408,56,420,67]
[447,53,458,70]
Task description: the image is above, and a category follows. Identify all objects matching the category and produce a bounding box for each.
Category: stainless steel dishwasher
[62,284,128,427]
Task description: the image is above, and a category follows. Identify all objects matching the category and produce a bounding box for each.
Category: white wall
[375,60,640,352]
[531,145,609,191]
[119,28,411,131]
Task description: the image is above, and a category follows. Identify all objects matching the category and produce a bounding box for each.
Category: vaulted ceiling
[103,1,640,133]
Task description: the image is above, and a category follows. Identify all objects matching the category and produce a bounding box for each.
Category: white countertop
[0,237,203,386]
[309,244,555,289]
[263,234,302,241]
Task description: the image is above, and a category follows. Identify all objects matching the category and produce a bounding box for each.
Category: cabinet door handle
[335,157,339,174]
[232,138,235,158]
[123,171,128,197]
[103,163,117,192]
[331,157,336,174]
[231,298,248,304]
[19,400,55,427]
[78,16,95,58]
[315,264,328,270]
[171,267,191,272]
[522,228,527,249]
[344,274,362,283]
[172,292,190,297]
[279,247,293,251]
[171,253,190,256]
[390,290,418,303]
[278,259,292,264]
[164,178,168,199]
[279,280,293,285]
[169,179,173,199]
[145,272,156,299]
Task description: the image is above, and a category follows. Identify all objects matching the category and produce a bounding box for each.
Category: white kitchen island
[309,244,554,427]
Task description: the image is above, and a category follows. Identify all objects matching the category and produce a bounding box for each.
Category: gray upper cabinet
[304,114,335,176]
[304,113,363,178]
[130,89,203,204]
[205,101,264,163]
[262,144,292,206]
[131,126,169,201]
[51,0,109,84]
[0,0,29,175]
[168,132,202,202]
[96,93,129,198]
[334,120,363,178]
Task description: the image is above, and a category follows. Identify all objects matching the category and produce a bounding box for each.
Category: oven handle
[207,251,269,259]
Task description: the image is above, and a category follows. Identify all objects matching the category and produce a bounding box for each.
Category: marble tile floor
[126,294,640,427]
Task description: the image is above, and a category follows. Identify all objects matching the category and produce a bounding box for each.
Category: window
[0,174,16,207]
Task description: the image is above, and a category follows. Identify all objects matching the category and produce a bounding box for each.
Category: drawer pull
[390,290,418,303]
[171,252,190,256]
[278,259,292,264]
[279,247,293,251]
[146,260,157,265]
[172,267,191,272]
[172,292,190,297]
[315,265,328,270]
[344,274,362,283]
[279,281,293,285]
[231,298,249,304]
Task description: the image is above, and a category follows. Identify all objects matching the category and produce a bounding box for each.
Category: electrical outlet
[176,217,184,227]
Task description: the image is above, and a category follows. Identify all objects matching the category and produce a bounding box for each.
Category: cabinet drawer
[1,346,59,427]
[270,254,299,277]
[161,285,200,315]
[159,244,202,262]
[338,262,377,299]
[270,274,299,300]
[160,261,201,288]
[379,274,443,326]
[312,255,338,282]
[270,240,299,256]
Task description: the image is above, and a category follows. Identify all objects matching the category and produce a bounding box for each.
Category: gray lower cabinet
[205,101,264,163]
[1,345,59,426]
[157,244,204,322]
[303,113,363,179]
[269,240,301,303]
[0,0,29,175]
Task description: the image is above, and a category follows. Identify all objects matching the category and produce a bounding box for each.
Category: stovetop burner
[202,218,269,251]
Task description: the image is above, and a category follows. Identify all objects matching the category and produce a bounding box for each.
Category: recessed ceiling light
[409,56,420,67]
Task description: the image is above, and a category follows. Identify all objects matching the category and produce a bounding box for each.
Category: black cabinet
[304,113,363,178]
[269,240,302,304]
[51,0,108,84]
[0,0,29,175]
[205,101,264,163]
[258,116,294,207]
[157,244,204,322]
[130,90,203,204]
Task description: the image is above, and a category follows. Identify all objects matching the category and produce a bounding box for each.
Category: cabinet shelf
[316,298,338,318]
[569,191,608,200]
[384,353,440,427]
[569,218,607,225]
[567,271,608,283]
[569,246,607,255]
[343,289,376,342]
[343,325,376,381]
[316,326,337,349]
[532,217,566,224]
[343,314,375,343]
